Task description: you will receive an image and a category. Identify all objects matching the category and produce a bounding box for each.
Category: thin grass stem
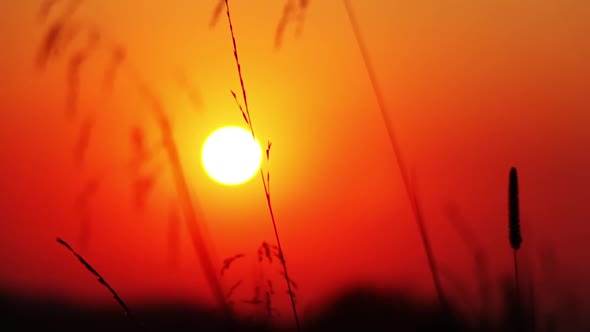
[342,0,448,311]
[223,1,300,330]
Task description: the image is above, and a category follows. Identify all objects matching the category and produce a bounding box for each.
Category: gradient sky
[1,0,589,322]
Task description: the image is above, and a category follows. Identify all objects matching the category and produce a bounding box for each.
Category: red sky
[1,0,589,322]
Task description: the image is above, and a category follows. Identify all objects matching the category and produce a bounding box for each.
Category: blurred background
[1,0,589,329]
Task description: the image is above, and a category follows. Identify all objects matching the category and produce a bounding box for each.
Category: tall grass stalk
[222,1,300,330]
[508,167,522,308]
[508,167,522,289]
[341,0,448,310]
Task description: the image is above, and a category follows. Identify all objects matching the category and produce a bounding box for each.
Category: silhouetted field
[0,288,460,331]
[4,283,584,332]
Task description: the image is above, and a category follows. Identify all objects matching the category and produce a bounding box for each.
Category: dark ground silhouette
[3,282,578,332]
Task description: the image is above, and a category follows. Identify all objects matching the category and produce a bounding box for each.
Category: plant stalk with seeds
[509,167,522,299]
[223,1,300,330]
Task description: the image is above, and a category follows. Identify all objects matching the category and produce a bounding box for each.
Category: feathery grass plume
[342,0,448,312]
[102,45,126,94]
[274,0,310,50]
[36,20,67,69]
[274,1,296,50]
[252,241,288,321]
[221,253,246,276]
[36,3,232,320]
[56,237,142,326]
[218,252,246,310]
[36,1,83,68]
[508,168,522,283]
[218,252,249,315]
[222,1,300,329]
[509,167,522,250]
[220,242,291,323]
[209,0,226,28]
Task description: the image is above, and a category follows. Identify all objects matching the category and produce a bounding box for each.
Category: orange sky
[1,0,590,322]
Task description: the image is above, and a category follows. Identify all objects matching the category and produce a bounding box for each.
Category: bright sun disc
[201,126,262,186]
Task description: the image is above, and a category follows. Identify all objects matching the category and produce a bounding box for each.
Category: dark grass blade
[56,237,139,325]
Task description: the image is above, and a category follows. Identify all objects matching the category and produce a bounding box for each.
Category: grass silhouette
[221,0,301,329]
[56,237,140,325]
[508,167,524,330]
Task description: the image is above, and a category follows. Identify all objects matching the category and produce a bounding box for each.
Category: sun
[201,126,262,186]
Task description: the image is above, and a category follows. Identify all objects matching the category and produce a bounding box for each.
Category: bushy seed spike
[509,167,522,250]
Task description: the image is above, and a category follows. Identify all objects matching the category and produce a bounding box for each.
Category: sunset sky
[1,0,589,322]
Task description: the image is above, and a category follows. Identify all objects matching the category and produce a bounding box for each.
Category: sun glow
[201,126,262,186]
